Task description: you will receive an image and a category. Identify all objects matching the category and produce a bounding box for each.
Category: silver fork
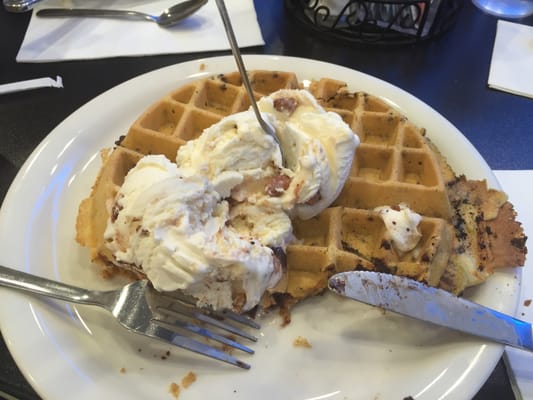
[0,265,259,369]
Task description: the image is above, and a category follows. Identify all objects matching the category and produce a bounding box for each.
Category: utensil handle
[3,0,44,13]
[36,8,151,22]
[0,264,100,305]
[214,0,271,136]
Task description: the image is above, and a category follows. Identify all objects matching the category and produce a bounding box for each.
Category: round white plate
[0,55,520,400]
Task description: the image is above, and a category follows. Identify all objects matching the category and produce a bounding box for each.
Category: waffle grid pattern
[77,71,509,309]
[121,71,299,161]
[308,78,452,219]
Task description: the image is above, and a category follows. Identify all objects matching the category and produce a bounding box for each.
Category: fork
[0,265,259,369]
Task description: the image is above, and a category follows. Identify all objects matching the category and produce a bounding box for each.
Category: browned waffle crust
[76,71,527,317]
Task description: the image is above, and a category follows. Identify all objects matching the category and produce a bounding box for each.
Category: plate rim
[0,54,514,400]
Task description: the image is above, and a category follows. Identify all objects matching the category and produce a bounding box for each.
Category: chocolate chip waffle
[265,78,526,313]
[76,71,526,316]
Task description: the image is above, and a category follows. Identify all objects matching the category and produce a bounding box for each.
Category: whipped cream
[374,203,422,253]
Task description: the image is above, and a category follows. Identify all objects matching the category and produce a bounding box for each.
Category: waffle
[77,71,299,275]
[76,146,144,277]
[265,78,525,312]
[76,71,527,316]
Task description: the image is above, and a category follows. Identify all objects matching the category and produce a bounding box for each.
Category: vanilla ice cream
[104,88,358,312]
[177,89,359,220]
[176,111,282,200]
[104,155,285,311]
[374,203,423,253]
[258,89,359,220]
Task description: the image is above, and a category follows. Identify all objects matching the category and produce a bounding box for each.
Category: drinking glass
[472,0,533,18]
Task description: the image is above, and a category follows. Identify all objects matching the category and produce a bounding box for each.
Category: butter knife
[328,271,533,351]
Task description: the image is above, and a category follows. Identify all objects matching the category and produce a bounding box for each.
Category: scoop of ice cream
[175,112,282,200]
[374,203,422,253]
[257,89,358,220]
[104,155,283,311]
[228,202,294,249]
[177,89,359,220]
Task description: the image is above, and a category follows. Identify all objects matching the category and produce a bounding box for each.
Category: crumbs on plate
[169,372,197,399]
[169,382,180,399]
[524,299,531,307]
[182,371,197,389]
[293,336,312,348]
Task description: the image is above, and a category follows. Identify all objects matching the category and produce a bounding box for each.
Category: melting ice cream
[104,89,359,311]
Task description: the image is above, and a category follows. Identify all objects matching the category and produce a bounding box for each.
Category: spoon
[4,0,45,13]
[36,0,208,27]
[214,0,281,148]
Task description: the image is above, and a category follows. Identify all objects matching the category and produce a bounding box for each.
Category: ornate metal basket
[285,0,463,45]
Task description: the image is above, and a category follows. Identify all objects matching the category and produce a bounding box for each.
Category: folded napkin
[488,20,533,99]
[16,0,264,62]
[495,171,533,400]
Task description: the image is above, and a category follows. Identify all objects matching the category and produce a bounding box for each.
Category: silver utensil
[3,0,44,13]
[36,0,207,27]
[329,270,533,351]
[214,0,281,147]
[0,264,259,369]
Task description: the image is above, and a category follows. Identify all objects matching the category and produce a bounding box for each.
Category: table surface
[0,1,532,399]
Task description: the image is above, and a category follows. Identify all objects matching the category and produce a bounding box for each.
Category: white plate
[0,55,521,400]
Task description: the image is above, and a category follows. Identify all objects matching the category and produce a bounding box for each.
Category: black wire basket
[285,0,464,45]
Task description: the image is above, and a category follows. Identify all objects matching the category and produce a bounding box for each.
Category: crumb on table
[119,367,126,374]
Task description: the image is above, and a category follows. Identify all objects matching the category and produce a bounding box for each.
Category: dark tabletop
[1,1,532,399]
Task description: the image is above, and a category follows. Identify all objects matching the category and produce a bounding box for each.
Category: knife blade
[328,271,533,351]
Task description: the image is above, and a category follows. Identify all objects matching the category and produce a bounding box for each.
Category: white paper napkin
[494,170,533,400]
[16,0,264,62]
[488,20,533,99]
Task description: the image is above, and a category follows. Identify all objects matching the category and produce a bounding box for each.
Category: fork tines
[144,321,253,370]
[149,289,260,369]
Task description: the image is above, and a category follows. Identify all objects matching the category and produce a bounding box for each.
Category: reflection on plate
[0,55,520,400]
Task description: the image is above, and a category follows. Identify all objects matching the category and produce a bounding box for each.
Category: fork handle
[0,265,100,305]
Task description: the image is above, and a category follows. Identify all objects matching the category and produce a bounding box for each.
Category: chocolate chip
[273,97,298,114]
